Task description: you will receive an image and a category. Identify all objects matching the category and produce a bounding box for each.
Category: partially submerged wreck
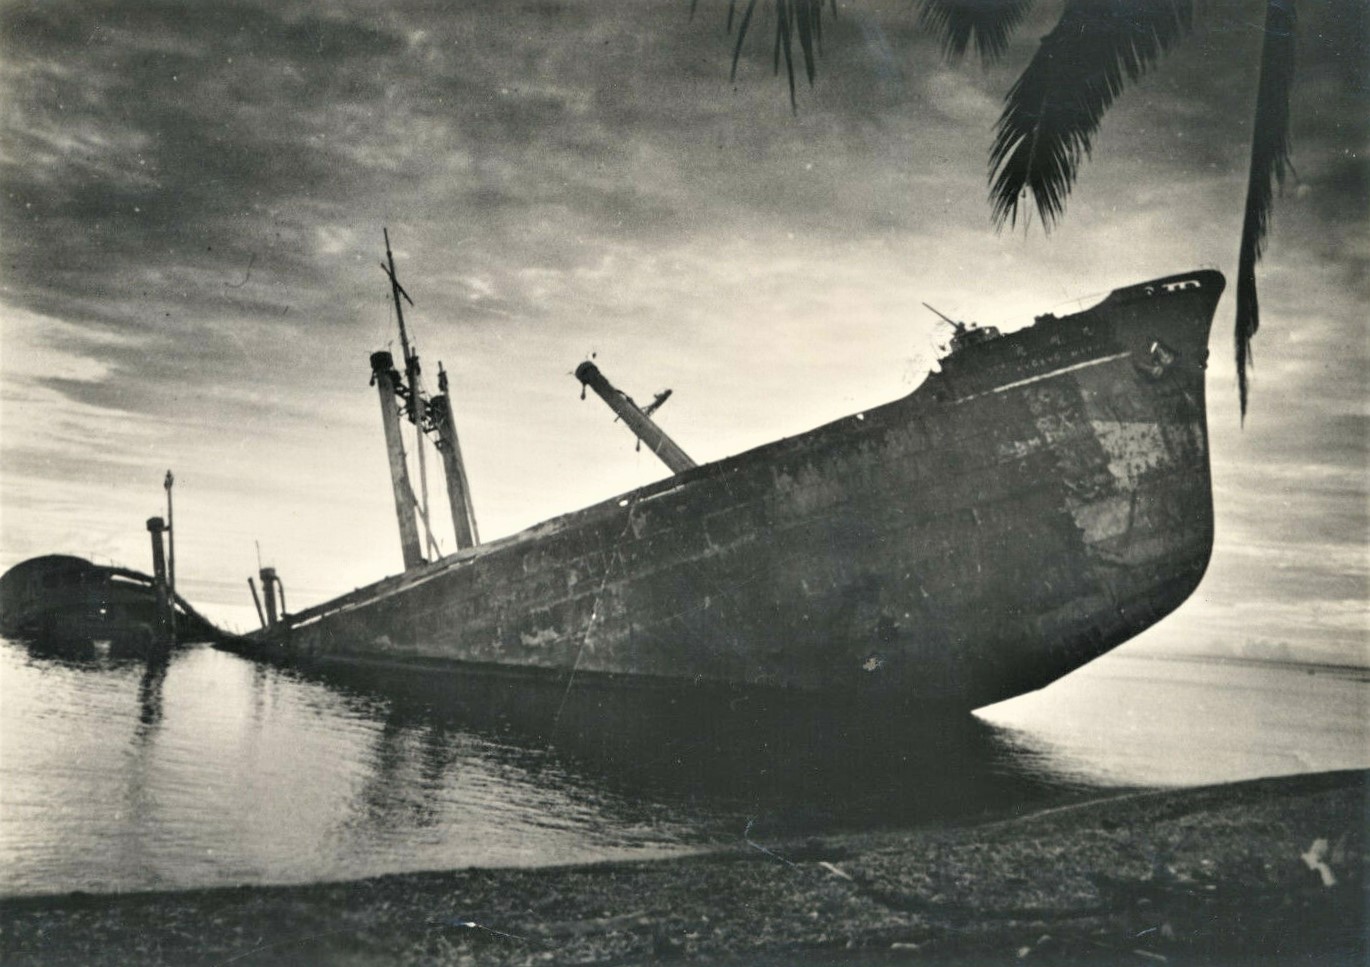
[0,554,223,653]
[224,245,1225,724]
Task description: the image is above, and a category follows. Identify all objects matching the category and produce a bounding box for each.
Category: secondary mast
[575,361,696,474]
[370,349,425,569]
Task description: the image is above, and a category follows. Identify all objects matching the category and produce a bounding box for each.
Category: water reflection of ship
[0,640,1145,893]
[312,658,1107,838]
[136,651,170,732]
[5,635,172,737]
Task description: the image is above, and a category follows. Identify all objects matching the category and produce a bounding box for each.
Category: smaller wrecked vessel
[0,554,223,653]
[2,484,225,653]
[221,236,1226,736]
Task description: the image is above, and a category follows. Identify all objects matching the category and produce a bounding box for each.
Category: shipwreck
[0,554,223,655]
[224,237,1225,727]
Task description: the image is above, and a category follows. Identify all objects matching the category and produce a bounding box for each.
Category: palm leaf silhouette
[988,0,1193,231]
[1235,0,1297,419]
[730,0,831,110]
[916,0,1035,64]
[695,0,1301,415]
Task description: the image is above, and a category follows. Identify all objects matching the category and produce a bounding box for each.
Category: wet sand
[2,769,1363,965]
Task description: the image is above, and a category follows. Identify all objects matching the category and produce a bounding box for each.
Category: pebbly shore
[2,769,1364,966]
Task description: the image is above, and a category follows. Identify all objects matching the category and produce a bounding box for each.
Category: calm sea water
[1,639,1365,897]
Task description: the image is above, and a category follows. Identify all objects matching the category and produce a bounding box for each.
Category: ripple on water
[2,640,1364,896]
[0,642,730,895]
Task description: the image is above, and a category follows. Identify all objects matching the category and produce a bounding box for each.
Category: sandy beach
[2,769,1363,965]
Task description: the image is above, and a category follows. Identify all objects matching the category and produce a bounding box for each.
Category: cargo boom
[230,270,1225,721]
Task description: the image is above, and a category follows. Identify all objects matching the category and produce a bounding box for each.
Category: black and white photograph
[0,0,1365,963]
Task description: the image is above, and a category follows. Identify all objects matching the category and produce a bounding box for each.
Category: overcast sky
[1,0,1364,665]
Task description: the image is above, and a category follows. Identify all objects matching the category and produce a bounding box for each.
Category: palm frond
[777,0,797,109]
[916,0,1035,64]
[728,0,831,108]
[795,0,818,85]
[1235,0,1297,420]
[731,0,760,81]
[988,0,1194,231]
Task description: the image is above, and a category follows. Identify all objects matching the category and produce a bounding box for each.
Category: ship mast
[370,348,424,567]
[382,229,440,560]
[922,302,966,334]
[373,230,479,566]
[575,361,696,474]
[433,363,480,548]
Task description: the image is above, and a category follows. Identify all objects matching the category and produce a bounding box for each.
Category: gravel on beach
[2,769,1364,966]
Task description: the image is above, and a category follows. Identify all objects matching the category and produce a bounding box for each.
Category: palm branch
[916,0,1035,64]
[694,0,1298,415]
[988,0,1193,231]
[721,0,1032,103]
[727,0,833,111]
[1235,0,1297,419]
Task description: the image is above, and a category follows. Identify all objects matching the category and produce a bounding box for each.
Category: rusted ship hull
[235,270,1224,717]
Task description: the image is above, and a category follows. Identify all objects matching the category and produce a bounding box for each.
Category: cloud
[0,0,1364,670]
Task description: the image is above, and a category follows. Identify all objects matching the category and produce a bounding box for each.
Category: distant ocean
[1,639,1365,897]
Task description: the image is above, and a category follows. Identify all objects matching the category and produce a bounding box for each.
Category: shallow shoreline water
[2,769,1364,965]
[3,639,1367,899]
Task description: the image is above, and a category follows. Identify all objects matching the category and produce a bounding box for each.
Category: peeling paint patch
[520,627,560,648]
[1092,420,1168,487]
